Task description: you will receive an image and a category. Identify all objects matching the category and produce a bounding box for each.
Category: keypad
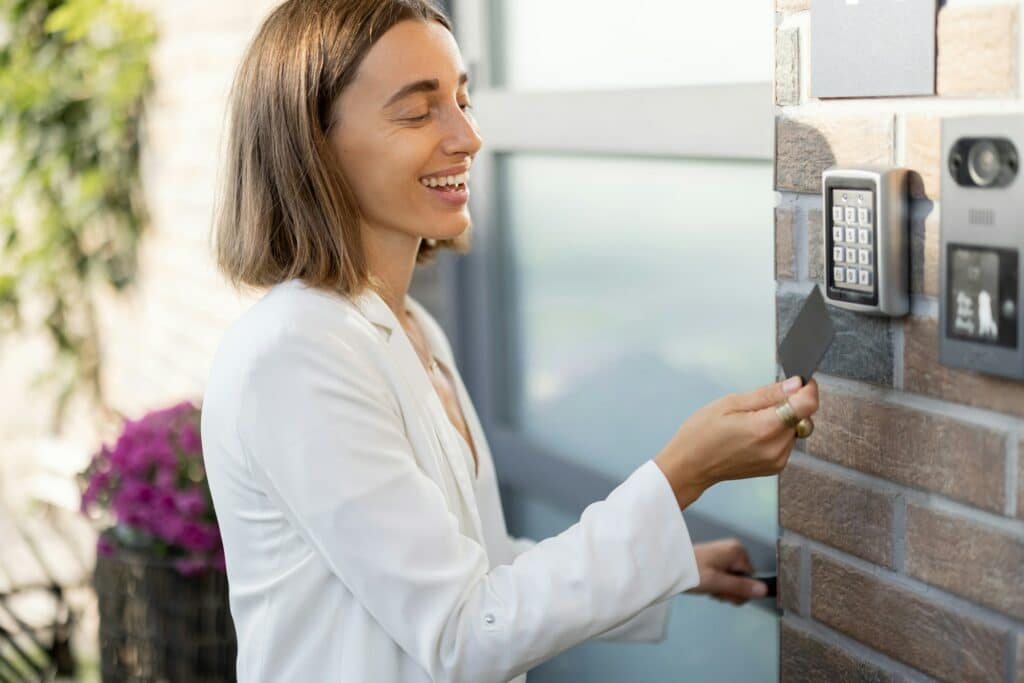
[828,188,876,292]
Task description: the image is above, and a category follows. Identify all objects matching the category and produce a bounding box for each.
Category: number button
[858,249,870,265]
[834,266,845,283]
[845,228,857,242]
[833,246,845,263]
[833,226,844,241]
[833,206,844,222]
[846,267,857,283]
[858,269,871,286]
[858,229,870,244]
[858,208,871,225]
[845,247,857,263]
[844,207,857,223]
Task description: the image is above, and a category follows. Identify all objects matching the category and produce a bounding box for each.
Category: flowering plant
[79,400,224,576]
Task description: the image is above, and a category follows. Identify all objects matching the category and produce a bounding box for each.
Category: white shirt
[200,278,700,682]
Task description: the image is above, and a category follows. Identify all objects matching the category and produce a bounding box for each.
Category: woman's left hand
[685,538,768,606]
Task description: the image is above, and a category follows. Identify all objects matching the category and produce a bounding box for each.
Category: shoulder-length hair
[212,0,464,298]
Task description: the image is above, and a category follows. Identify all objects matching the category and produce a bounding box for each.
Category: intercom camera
[939,116,1023,380]
[821,167,910,317]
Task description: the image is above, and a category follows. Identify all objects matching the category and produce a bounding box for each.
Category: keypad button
[833,226,844,241]
[858,208,871,225]
[844,207,857,223]
[858,248,870,265]
[858,269,871,286]
[834,266,845,283]
[845,228,857,242]
[833,246,845,263]
[845,247,857,263]
[858,229,870,244]
[833,206,844,222]
[846,267,857,283]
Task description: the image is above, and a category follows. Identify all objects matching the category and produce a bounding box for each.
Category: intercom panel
[939,116,1023,380]
[822,167,910,317]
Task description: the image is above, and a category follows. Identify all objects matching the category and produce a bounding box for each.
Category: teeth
[421,172,469,188]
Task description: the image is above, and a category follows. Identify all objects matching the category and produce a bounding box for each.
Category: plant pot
[93,531,237,682]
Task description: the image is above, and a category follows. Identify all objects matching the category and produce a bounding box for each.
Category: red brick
[905,503,1024,620]
[775,207,796,280]
[812,554,1008,682]
[779,462,895,567]
[780,621,890,683]
[776,116,893,194]
[802,387,1007,513]
[778,538,802,614]
[903,316,1024,419]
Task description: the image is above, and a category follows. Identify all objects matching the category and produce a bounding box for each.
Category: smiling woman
[212,0,478,305]
[201,1,816,682]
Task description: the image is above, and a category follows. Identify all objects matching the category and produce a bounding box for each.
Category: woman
[199,1,820,681]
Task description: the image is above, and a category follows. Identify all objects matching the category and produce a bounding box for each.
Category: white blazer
[200,277,700,682]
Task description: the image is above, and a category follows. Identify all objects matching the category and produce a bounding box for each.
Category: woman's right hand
[653,376,820,509]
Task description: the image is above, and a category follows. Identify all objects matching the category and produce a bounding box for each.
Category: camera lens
[967,140,1002,186]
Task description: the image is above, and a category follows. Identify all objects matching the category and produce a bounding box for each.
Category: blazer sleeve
[237,326,701,683]
[504,534,678,643]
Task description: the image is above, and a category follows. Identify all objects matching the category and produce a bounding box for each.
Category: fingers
[786,379,820,419]
[750,379,820,437]
[724,377,801,413]
[706,572,768,602]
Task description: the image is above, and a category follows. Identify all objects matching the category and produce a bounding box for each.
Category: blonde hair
[212,0,467,298]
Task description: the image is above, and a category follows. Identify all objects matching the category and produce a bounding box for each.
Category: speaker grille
[968,208,995,226]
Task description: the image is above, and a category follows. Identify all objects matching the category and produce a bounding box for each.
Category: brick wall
[775,2,1024,681]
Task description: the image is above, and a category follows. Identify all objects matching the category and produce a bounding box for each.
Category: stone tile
[776,116,894,194]
[775,27,800,106]
[937,4,1018,97]
[778,290,894,386]
[778,538,802,614]
[776,207,796,280]
[905,503,1024,620]
[780,621,891,683]
[807,208,824,284]
[779,462,895,567]
[812,554,1008,682]
[802,388,1007,513]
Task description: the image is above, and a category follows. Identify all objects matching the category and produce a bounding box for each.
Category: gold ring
[795,417,814,438]
[775,399,800,428]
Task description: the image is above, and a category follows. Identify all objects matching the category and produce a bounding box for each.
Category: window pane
[490,0,773,90]
[500,487,777,681]
[498,153,777,543]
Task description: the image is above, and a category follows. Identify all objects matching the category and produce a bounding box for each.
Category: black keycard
[777,285,836,385]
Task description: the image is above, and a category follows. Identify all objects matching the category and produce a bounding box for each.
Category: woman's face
[328,19,482,245]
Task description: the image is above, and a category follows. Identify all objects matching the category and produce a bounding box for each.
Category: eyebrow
[383,72,469,109]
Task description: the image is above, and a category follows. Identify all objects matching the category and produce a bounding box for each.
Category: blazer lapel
[350,288,486,545]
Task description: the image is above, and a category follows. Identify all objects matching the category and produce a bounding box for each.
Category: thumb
[727,375,803,413]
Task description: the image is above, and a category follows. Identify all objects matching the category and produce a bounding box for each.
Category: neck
[361,221,422,319]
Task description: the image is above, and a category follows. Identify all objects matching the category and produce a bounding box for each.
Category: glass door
[447,2,777,679]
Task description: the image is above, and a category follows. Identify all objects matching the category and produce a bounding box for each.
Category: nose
[441,102,483,158]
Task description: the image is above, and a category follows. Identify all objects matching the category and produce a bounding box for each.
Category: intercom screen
[948,246,1002,343]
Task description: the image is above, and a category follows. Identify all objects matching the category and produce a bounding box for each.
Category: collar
[349,287,419,343]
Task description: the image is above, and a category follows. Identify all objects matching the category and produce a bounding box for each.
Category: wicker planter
[93,531,237,682]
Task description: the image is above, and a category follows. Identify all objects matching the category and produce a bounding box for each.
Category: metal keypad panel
[830,188,875,292]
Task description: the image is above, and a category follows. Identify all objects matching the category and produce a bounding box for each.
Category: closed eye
[405,103,474,122]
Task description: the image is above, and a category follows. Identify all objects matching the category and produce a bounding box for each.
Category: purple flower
[179,521,219,553]
[174,489,207,517]
[177,422,201,454]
